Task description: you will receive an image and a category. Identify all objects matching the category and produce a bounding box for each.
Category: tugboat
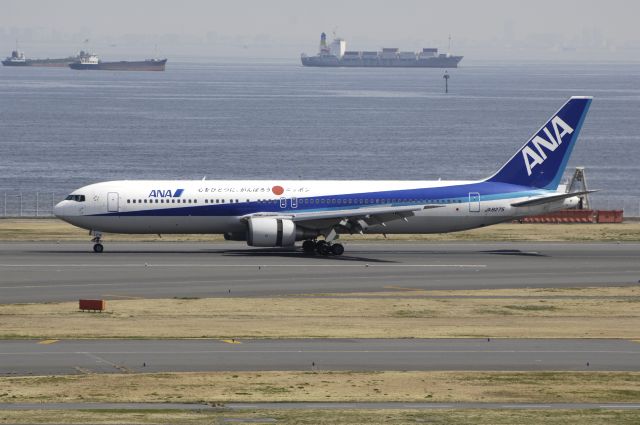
[69,53,167,71]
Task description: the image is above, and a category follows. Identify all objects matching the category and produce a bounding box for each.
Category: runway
[1,338,639,376]
[0,242,639,303]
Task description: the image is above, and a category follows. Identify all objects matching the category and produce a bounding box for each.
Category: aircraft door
[107,192,119,212]
[291,197,298,209]
[468,192,480,212]
[280,197,286,208]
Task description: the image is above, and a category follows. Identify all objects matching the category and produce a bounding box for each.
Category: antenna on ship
[447,34,452,57]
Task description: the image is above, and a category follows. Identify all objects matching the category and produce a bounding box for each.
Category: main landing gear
[91,231,104,253]
[302,240,345,256]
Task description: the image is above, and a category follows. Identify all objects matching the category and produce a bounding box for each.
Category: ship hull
[27,59,76,67]
[3,57,80,67]
[301,55,463,68]
[69,59,167,71]
[1,60,28,66]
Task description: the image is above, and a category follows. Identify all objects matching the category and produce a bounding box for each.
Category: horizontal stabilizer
[510,190,598,207]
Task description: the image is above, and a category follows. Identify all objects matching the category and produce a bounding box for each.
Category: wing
[510,190,597,207]
[242,204,444,232]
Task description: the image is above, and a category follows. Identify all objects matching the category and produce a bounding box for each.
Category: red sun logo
[272,185,284,196]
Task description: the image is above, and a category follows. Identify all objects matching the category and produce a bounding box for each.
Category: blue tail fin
[486,96,592,190]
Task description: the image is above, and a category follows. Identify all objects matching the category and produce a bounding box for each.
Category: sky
[1,0,639,61]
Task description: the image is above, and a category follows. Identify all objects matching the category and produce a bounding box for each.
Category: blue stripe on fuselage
[91,182,545,217]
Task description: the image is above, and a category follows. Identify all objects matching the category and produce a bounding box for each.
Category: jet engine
[247,217,316,247]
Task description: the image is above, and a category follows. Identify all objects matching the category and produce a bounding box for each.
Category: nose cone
[53,201,65,218]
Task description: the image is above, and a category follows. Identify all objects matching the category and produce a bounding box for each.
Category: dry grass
[1,218,639,242]
[1,371,640,404]
[1,287,639,339]
[0,409,638,425]
[0,409,639,425]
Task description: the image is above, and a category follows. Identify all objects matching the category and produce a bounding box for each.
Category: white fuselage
[54,179,577,236]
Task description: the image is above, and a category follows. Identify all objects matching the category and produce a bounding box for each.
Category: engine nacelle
[247,217,316,247]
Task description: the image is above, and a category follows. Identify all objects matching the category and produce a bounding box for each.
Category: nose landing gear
[302,240,344,256]
[91,231,104,253]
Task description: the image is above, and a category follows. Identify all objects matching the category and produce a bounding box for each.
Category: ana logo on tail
[522,116,574,176]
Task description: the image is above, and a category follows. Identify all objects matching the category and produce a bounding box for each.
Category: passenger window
[133,200,136,203]
[127,200,130,203]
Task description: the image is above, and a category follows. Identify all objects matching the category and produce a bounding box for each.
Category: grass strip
[1,286,639,339]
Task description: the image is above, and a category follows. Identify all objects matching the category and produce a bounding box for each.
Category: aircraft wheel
[302,240,316,254]
[331,243,344,256]
[317,243,330,256]
[93,243,104,253]
[315,240,327,253]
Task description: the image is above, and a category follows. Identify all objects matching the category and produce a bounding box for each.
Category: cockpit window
[65,194,86,202]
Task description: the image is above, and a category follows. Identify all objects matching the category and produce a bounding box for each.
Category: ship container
[399,51,417,60]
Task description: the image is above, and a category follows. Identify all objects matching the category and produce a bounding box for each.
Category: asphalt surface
[0,242,639,303]
[1,338,639,376]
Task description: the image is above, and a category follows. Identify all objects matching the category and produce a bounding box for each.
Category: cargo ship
[301,33,463,68]
[2,50,92,67]
[69,53,167,71]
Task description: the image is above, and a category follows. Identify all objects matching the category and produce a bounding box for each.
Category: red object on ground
[519,210,596,224]
[517,210,624,224]
[596,210,624,223]
[79,299,106,311]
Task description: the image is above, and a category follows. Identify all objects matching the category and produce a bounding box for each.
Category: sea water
[0,59,638,214]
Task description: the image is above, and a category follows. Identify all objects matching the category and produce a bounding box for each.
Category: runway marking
[37,340,59,345]
[221,339,242,344]
[0,271,483,291]
[0,263,487,268]
[384,285,424,291]
[80,352,132,373]
[101,294,144,300]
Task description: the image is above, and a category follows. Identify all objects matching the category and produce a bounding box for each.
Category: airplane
[54,96,594,255]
